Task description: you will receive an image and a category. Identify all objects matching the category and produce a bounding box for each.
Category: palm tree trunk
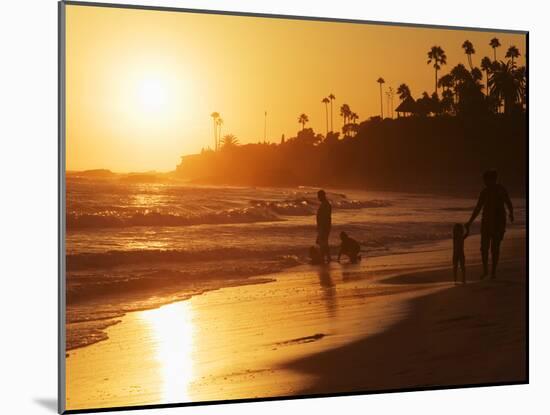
[330,101,333,132]
[493,48,496,62]
[213,120,217,151]
[379,85,383,118]
[325,104,329,136]
[435,68,438,95]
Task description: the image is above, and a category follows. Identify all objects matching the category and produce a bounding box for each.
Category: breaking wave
[67,196,392,229]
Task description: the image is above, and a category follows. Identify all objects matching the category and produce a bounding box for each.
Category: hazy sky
[65,4,526,172]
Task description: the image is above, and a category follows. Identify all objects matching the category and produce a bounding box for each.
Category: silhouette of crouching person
[337,231,361,263]
[316,190,332,264]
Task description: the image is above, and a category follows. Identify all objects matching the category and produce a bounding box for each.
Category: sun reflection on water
[140,301,195,403]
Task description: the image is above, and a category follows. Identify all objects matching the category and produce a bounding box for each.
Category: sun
[137,77,168,112]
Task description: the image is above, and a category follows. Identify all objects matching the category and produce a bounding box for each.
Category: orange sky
[65,4,526,172]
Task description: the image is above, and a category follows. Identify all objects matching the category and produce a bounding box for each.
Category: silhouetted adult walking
[316,190,332,263]
[465,170,514,279]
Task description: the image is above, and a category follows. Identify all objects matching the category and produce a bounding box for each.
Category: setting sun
[137,77,169,113]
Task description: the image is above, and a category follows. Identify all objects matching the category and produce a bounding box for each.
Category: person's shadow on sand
[341,262,363,282]
[318,266,338,318]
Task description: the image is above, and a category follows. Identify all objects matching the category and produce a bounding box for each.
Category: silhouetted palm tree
[430,92,442,115]
[427,46,447,95]
[328,93,336,132]
[397,83,411,101]
[441,89,454,114]
[217,117,223,147]
[438,74,455,112]
[471,68,483,91]
[210,112,220,151]
[450,64,470,106]
[505,45,520,67]
[490,37,501,62]
[387,87,395,118]
[376,77,385,118]
[462,40,475,70]
[515,66,527,108]
[342,123,358,138]
[450,64,470,83]
[438,74,454,91]
[340,104,351,129]
[416,92,434,116]
[349,112,359,136]
[298,113,309,130]
[322,97,330,136]
[489,60,524,114]
[481,57,492,96]
[220,134,239,150]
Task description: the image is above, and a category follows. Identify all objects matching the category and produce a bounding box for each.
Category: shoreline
[286,254,527,394]
[65,227,493,353]
[66,229,526,410]
[65,230,482,352]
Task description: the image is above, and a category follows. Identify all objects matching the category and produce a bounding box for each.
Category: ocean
[65,175,525,351]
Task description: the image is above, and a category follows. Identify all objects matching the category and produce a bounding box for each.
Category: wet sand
[66,230,526,411]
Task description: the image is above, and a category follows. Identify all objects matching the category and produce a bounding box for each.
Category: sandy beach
[65,228,526,411]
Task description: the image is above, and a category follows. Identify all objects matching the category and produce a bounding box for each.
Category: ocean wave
[67,197,392,229]
[67,222,449,271]
[337,199,392,209]
[66,254,297,305]
[67,206,282,229]
[249,196,391,216]
[67,246,301,271]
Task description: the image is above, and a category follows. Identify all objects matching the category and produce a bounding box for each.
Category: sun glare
[137,78,168,112]
[140,302,195,403]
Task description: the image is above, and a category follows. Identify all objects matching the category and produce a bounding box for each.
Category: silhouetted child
[453,223,468,284]
[337,231,361,264]
[309,246,323,265]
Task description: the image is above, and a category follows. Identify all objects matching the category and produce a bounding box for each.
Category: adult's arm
[466,190,485,228]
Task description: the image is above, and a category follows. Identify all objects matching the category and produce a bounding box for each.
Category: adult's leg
[480,232,490,278]
[491,235,503,278]
[460,254,466,283]
[319,233,331,263]
[453,260,458,284]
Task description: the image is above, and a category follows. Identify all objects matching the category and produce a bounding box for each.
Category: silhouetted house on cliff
[395,96,416,117]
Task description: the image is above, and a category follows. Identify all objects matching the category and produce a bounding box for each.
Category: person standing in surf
[465,170,514,279]
[316,190,332,264]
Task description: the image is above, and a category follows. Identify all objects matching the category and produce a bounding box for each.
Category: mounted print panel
[59,1,527,413]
